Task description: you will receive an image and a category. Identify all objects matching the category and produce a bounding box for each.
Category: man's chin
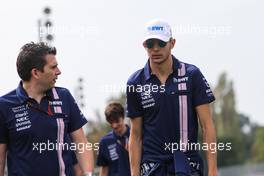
[114,130,121,135]
[46,84,55,91]
[151,58,165,64]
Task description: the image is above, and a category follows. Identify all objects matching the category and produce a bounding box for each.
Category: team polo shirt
[0,82,87,176]
[126,55,215,164]
[97,125,131,176]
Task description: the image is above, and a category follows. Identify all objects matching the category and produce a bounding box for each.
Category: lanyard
[117,136,129,151]
[27,101,53,116]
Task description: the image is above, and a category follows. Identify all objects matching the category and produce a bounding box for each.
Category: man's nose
[152,42,161,50]
[56,68,61,75]
[111,123,118,128]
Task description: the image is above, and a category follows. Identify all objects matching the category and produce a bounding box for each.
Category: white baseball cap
[144,19,172,42]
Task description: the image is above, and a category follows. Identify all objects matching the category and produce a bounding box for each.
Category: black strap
[27,101,53,116]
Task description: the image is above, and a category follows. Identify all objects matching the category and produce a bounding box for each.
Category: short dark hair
[16,42,57,81]
[105,102,125,123]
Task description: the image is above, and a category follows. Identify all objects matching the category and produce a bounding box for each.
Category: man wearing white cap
[126,19,218,176]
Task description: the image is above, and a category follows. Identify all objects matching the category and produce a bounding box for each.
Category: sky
[0,0,263,125]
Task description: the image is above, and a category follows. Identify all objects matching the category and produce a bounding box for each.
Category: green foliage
[217,137,246,166]
[251,127,264,162]
[86,120,111,167]
[213,72,241,138]
[212,72,254,167]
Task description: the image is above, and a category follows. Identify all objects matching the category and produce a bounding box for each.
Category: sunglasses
[145,39,168,49]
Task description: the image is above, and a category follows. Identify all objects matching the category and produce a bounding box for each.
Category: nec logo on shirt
[148,26,164,31]
[107,144,119,161]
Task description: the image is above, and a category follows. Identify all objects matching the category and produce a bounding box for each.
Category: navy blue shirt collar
[16,81,53,103]
[113,124,130,140]
[143,55,181,81]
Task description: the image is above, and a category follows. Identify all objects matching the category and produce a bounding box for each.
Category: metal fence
[219,163,264,176]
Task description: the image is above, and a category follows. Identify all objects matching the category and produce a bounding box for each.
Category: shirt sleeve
[96,139,109,166]
[192,68,215,107]
[126,82,144,118]
[66,90,88,133]
[0,111,8,144]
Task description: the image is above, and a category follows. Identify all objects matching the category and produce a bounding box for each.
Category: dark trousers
[142,164,201,176]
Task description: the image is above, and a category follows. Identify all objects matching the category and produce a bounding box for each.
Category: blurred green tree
[212,72,249,166]
[251,127,264,162]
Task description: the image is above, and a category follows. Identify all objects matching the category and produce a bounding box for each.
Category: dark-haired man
[97,102,130,176]
[127,19,218,176]
[0,42,94,176]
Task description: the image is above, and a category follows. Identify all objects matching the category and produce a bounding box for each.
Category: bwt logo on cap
[148,26,164,31]
[144,19,172,42]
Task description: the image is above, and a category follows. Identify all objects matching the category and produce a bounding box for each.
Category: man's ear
[143,42,147,49]
[31,68,40,79]
[170,38,176,49]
